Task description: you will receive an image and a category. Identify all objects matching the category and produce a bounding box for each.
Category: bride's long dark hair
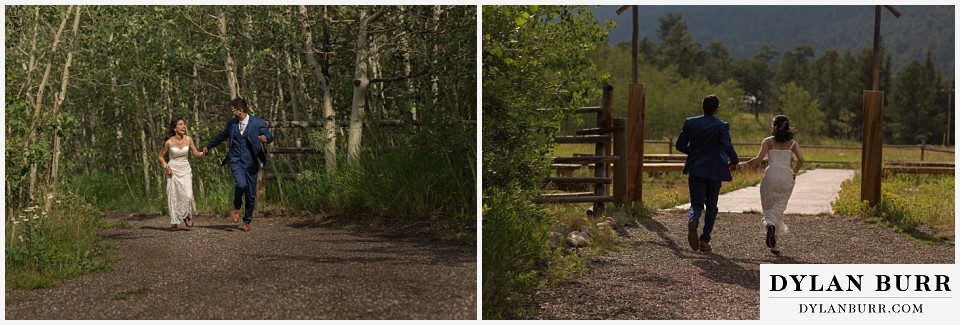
[772,115,795,142]
[166,117,185,140]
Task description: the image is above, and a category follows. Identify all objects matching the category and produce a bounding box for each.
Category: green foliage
[482,5,609,318]
[5,191,113,289]
[483,189,582,319]
[483,5,611,191]
[833,173,954,241]
[590,42,747,140]
[888,55,947,144]
[593,10,956,144]
[276,121,476,230]
[67,172,160,213]
[778,81,825,137]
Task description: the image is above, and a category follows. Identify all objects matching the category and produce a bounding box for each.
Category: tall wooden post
[613,117,627,206]
[861,91,884,205]
[593,86,614,215]
[626,83,646,202]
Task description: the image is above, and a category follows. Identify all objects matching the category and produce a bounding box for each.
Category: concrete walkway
[673,169,857,215]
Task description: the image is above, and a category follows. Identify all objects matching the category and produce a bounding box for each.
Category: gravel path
[5,213,476,320]
[675,169,857,214]
[534,211,954,320]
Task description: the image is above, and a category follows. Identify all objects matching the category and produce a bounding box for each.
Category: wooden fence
[536,86,618,215]
[258,118,474,197]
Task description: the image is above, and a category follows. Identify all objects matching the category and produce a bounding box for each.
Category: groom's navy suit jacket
[206,115,274,168]
[675,114,738,182]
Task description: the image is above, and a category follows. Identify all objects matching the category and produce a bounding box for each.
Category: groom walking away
[203,98,273,232]
[675,94,739,252]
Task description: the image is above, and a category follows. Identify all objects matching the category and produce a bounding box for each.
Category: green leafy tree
[482,5,610,318]
[889,53,942,144]
[778,81,825,138]
[778,44,816,90]
[655,12,703,78]
[703,41,734,84]
[732,43,778,124]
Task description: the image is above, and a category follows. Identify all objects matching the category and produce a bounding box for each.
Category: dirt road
[5,213,476,320]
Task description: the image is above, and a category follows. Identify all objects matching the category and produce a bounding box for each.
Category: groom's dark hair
[701,94,720,115]
[230,98,248,113]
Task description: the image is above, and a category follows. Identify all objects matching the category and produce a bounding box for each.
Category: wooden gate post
[626,83,646,203]
[861,90,884,206]
[613,117,627,206]
[593,85,614,215]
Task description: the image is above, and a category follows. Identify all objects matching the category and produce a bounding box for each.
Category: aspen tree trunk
[296,55,314,116]
[26,5,73,201]
[48,6,82,205]
[218,6,239,99]
[369,41,384,120]
[430,5,442,105]
[400,6,417,124]
[299,5,338,175]
[137,85,154,196]
[347,9,383,164]
[284,50,301,120]
[321,6,336,172]
[193,63,205,197]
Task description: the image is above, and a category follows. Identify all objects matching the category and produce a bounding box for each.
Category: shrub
[5,191,112,289]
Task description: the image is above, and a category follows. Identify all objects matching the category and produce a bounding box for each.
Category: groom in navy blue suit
[675,94,739,252]
[204,98,273,232]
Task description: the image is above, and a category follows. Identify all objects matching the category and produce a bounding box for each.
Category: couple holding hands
[157,98,274,232]
[677,94,805,256]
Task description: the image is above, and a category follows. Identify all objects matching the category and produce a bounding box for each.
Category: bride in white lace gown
[157,118,205,231]
[741,115,805,255]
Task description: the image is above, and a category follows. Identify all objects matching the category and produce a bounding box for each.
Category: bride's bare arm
[742,137,771,168]
[157,140,172,175]
[188,136,204,158]
[791,142,805,175]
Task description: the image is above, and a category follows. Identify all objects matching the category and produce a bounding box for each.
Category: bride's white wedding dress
[759,146,795,236]
[167,146,196,225]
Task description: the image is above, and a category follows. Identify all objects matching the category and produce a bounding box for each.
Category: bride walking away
[157,117,206,231]
[741,115,805,255]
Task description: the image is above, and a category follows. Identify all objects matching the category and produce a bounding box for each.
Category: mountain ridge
[593,5,955,75]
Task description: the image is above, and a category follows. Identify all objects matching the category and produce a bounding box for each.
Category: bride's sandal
[171,224,179,231]
[185,218,193,227]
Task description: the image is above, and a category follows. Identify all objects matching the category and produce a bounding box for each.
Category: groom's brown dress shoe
[699,241,712,252]
[241,223,251,232]
[687,221,700,251]
[230,210,241,223]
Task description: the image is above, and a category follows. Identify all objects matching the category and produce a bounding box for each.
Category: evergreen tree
[889,52,942,144]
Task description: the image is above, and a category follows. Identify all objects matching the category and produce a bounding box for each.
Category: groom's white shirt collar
[239,114,250,134]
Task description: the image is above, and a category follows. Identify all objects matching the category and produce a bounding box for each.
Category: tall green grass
[5,191,113,289]
[67,169,234,216]
[482,189,584,319]
[267,125,476,239]
[833,173,955,241]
